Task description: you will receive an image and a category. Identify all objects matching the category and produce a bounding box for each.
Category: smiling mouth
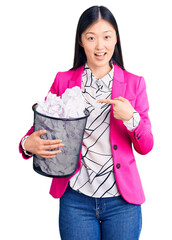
[95,52,107,56]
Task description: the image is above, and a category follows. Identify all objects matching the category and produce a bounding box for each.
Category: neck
[87,62,112,79]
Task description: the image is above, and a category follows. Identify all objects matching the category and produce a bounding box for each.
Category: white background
[0,0,171,239]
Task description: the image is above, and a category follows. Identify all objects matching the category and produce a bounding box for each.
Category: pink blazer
[19,62,154,204]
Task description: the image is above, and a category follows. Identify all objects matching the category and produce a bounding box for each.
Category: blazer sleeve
[19,126,34,160]
[126,76,154,155]
[18,72,60,160]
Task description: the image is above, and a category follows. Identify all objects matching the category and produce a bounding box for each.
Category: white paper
[36,86,86,118]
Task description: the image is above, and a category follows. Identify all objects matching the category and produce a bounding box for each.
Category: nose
[95,38,104,50]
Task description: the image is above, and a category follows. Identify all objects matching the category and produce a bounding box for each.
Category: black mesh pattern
[32,104,89,178]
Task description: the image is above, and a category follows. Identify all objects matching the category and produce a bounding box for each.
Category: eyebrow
[85,30,113,35]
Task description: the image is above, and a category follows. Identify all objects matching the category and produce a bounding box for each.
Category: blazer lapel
[68,65,85,88]
[111,62,127,99]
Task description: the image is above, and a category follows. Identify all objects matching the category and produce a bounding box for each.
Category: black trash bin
[32,103,89,178]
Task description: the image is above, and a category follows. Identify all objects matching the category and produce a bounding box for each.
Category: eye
[88,37,95,41]
[105,35,111,39]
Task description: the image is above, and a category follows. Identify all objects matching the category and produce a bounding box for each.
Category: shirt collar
[84,62,114,89]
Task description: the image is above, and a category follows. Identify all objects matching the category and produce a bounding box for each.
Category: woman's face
[80,18,117,71]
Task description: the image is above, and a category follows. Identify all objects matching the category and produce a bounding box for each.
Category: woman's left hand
[98,96,134,121]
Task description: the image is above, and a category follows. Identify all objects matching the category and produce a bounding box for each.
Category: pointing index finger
[97,99,117,105]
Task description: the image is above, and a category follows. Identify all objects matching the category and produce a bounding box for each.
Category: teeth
[95,53,105,56]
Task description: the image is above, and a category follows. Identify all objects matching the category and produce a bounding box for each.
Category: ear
[114,32,118,47]
[114,40,117,50]
[79,39,83,47]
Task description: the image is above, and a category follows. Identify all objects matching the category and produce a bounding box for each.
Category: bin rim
[32,103,90,121]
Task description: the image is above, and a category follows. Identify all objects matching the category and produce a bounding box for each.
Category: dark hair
[70,5,125,70]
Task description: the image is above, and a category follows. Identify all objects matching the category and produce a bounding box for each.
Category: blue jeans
[59,185,142,240]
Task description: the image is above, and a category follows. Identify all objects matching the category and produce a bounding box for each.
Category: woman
[19,5,154,240]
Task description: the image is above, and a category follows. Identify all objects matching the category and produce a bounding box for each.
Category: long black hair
[70,5,125,70]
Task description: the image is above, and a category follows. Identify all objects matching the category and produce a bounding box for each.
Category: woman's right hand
[24,129,64,158]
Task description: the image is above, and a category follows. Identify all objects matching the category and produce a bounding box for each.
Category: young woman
[19,5,154,240]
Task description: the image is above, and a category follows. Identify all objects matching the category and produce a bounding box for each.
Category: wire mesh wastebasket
[32,103,89,178]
